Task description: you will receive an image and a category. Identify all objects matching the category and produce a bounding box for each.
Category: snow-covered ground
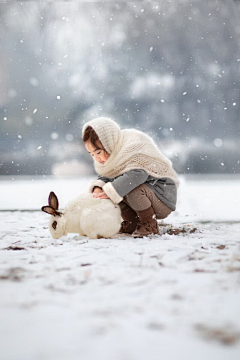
[0,175,240,360]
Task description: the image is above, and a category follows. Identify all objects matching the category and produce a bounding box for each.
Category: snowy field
[0,175,240,360]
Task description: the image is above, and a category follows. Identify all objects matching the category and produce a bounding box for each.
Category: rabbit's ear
[48,192,59,210]
[41,206,56,216]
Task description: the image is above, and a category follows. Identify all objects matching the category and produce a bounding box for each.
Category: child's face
[84,139,110,164]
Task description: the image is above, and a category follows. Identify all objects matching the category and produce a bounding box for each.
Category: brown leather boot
[132,206,159,237]
[118,202,139,234]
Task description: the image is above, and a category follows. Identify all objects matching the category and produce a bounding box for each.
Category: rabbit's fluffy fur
[43,193,121,239]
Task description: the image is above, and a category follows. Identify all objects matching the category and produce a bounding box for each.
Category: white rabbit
[41,191,121,239]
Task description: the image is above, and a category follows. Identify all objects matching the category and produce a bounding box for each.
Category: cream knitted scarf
[82,117,179,186]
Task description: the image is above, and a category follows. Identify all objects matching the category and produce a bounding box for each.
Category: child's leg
[118,201,138,234]
[124,184,172,220]
[123,184,172,236]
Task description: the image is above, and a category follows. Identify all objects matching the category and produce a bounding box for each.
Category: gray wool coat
[96,169,177,211]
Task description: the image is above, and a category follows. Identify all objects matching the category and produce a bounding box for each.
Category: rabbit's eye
[52,221,57,230]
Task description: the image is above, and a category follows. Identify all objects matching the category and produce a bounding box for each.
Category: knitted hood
[82,117,121,154]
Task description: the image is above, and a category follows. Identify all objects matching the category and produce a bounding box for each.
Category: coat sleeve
[88,175,110,193]
[103,169,149,204]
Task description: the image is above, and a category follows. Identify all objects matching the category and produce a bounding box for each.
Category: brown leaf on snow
[80,263,92,267]
[216,245,226,250]
[194,323,240,345]
[4,245,26,251]
[167,228,187,235]
[166,227,197,236]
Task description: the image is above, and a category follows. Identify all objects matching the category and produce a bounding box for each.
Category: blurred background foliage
[0,1,240,176]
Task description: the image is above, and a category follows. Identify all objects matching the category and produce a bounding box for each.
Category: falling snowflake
[51,132,59,140]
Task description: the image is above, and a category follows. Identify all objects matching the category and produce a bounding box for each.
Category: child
[82,117,179,237]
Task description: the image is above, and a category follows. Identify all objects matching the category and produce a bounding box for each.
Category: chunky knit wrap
[82,117,179,186]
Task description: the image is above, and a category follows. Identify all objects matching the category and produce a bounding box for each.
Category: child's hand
[92,191,110,200]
